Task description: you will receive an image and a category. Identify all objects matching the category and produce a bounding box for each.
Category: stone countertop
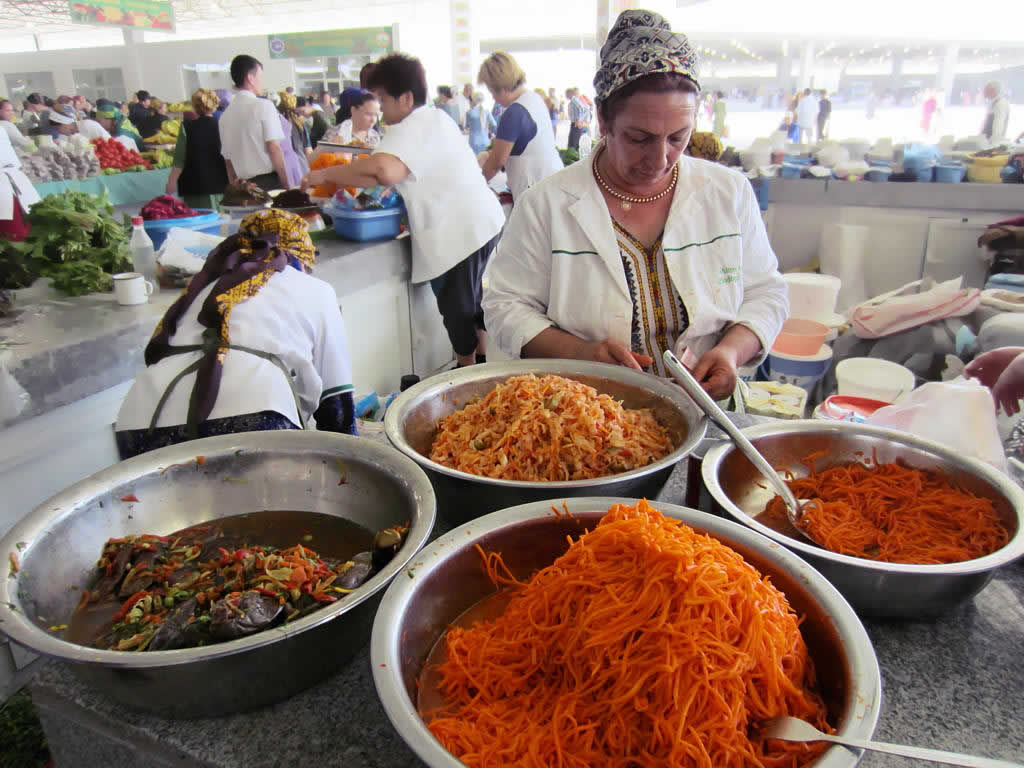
[0,236,411,429]
[27,415,1024,768]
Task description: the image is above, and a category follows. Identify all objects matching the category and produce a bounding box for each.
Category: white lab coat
[482,151,789,368]
[0,127,40,221]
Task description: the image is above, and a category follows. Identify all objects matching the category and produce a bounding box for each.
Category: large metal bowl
[371,498,881,768]
[384,360,706,524]
[0,431,436,717]
[702,421,1024,618]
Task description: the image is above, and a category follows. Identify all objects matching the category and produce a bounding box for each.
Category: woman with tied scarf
[165,89,229,210]
[277,91,310,187]
[482,9,787,398]
[95,103,145,152]
[114,210,356,459]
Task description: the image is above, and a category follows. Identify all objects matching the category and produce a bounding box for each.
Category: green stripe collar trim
[321,384,354,401]
[663,233,740,253]
[552,249,599,256]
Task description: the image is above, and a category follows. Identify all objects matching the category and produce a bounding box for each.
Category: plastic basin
[764,344,834,391]
[934,163,965,183]
[835,358,915,403]
[771,318,829,356]
[332,207,403,241]
[143,209,222,250]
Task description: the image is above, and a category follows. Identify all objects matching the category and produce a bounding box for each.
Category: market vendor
[95,103,144,152]
[0,126,41,241]
[0,99,33,151]
[302,53,505,368]
[482,9,788,398]
[43,105,79,141]
[114,210,356,459]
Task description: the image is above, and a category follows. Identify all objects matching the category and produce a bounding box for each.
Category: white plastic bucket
[783,273,842,323]
[766,344,833,392]
[835,358,915,403]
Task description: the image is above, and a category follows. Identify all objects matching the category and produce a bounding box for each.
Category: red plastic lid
[131,216,143,226]
[819,395,890,421]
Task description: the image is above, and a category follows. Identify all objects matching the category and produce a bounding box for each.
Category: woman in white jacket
[482,9,787,398]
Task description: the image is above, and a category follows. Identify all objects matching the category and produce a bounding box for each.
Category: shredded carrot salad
[428,374,674,481]
[766,453,1009,564]
[424,500,832,768]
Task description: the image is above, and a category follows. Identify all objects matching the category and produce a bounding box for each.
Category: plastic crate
[143,209,223,250]
[934,163,965,183]
[332,207,403,241]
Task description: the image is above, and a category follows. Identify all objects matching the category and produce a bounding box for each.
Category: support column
[888,55,904,98]
[449,0,477,93]
[940,43,959,107]
[121,28,147,96]
[596,0,639,68]
[797,41,815,90]
[777,42,794,99]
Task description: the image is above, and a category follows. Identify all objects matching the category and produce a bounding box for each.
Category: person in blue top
[466,91,496,154]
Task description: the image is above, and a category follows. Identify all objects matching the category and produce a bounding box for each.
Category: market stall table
[33,168,172,207]
[23,414,1024,767]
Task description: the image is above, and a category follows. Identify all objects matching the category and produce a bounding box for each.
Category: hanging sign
[268,27,394,60]
[68,0,175,32]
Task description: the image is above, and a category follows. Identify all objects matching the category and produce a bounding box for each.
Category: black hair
[43,97,55,108]
[366,54,427,108]
[230,54,262,88]
[715,90,724,98]
[359,62,376,89]
[597,73,698,127]
[26,93,43,105]
[136,90,150,102]
[334,89,377,124]
[295,96,308,107]
[437,85,453,100]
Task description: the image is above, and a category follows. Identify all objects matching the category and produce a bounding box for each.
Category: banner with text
[268,27,394,60]
[68,0,174,32]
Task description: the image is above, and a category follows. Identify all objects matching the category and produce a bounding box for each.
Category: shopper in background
[435,85,461,125]
[455,83,473,128]
[138,98,170,139]
[982,81,1010,143]
[567,87,592,151]
[302,53,505,368]
[20,93,47,136]
[165,89,229,210]
[114,210,356,459]
[465,91,496,154]
[214,88,231,119]
[277,91,311,186]
[477,51,562,202]
[96,103,145,151]
[129,90,152,131]
[0,99,33,150]
[483,10,787,394]
[816,90,832,140]
[796,87,818,143]
[219,54,288,191]
[309,91,334,148]
[72,95,92,120]
[711,91,727,138]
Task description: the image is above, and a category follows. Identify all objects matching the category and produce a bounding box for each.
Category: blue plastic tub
[912,166,934,183]
[332,207,403,241]
[934,163,965,183]
[143,209,222,250]
[780,163,804,179]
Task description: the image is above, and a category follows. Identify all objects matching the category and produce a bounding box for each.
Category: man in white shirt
[796,88,818,143]
[218,54,288,191]
[982,81,1010,144]
[455,83,473,128]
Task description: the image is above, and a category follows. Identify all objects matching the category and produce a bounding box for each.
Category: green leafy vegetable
[559,148,581,167]
[0,691,49,768]
[0,189,131,296]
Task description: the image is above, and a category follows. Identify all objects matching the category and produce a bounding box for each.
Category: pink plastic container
[771,318,829,356]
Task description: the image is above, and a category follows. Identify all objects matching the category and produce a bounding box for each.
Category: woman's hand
[992,355,1024,416]
[580,338,652,371]
[965,347,1024,390]
[692,344,740,400]
[300,169,324,190]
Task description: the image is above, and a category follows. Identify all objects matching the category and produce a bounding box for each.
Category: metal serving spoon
[762,716,1024,768]
[662,350,818,542]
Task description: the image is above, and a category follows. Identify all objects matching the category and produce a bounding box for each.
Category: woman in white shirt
[482,10,787,398]
[0,100,33,151]
[477,52,562,202]
[115,210,356,459]
[303,53,505,367]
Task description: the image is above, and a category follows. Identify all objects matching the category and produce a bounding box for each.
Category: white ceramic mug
[113,272,154,306]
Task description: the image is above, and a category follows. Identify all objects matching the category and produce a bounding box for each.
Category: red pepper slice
[112,591,149,622]
[120,494,139,503]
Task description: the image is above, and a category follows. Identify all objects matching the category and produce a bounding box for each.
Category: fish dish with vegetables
[68,511,407,652]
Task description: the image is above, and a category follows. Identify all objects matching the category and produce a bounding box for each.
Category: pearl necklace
[592,144,679,211]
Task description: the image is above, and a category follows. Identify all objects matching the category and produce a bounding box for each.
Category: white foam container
[835,358,915,403]
[784,273,842,323]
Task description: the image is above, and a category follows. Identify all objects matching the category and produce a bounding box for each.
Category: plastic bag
[866,379,1007,473]
[851,277,981,339]
[0,351,30,424]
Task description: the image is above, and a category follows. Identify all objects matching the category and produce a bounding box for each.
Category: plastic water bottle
[129,216,158,293]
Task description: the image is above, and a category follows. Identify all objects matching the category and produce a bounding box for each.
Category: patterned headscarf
[146,210,314,431]
[278,91,297,110]
[593,9,701,104]
[191,88,220,117]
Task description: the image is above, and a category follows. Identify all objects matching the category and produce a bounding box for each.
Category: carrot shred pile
[425,500,831,768]
[766,455,1009,564]
[428,374,674,481]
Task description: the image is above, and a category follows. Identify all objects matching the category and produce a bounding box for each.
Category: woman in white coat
[482,9,787,399]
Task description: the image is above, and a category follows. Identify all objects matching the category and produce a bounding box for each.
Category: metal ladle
[762,716,1024,768]
[662,350,818,543]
